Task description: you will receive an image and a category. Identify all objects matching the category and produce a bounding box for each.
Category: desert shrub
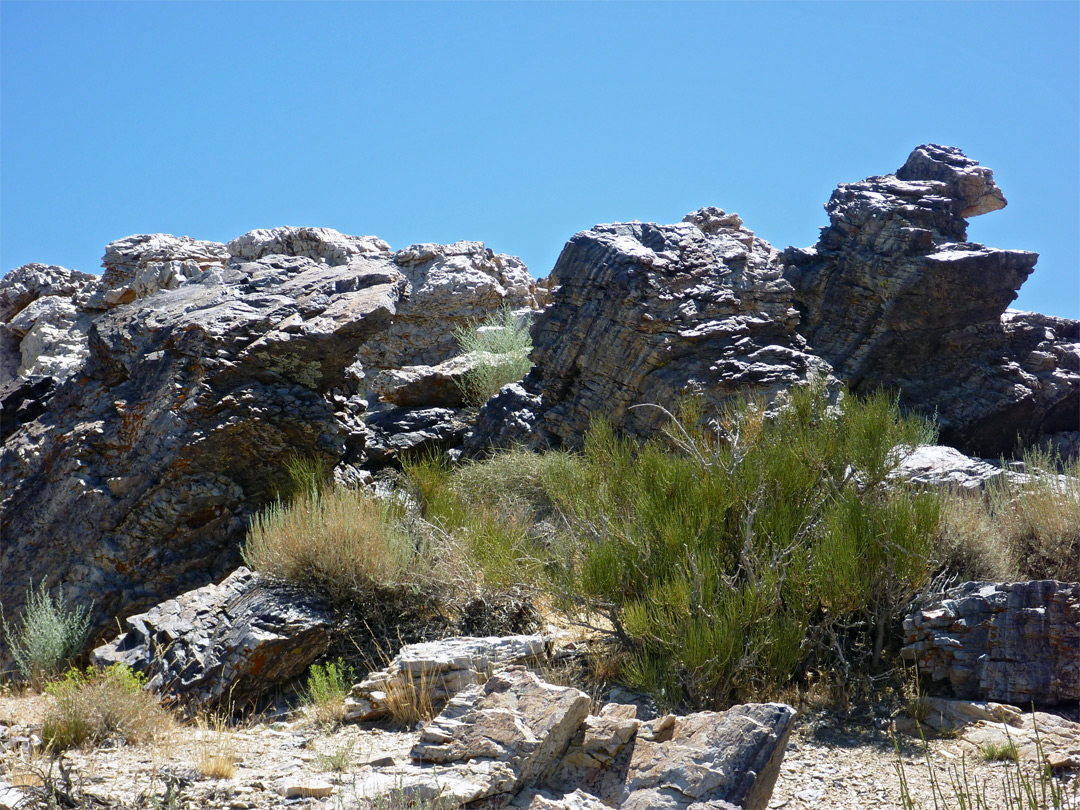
[453,307,532,405]
[935,448,1079,582]
[41,664,172,751]
[242,483,448,623]
[407,381,941,710]
[304,658,356,725]
[1,581,91,686]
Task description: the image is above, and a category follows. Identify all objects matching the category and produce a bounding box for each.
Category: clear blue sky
[2,2,1077,318]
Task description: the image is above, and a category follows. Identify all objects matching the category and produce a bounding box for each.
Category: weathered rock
[1,227,534,662]
[368,351,502,409]
[0,264,98,386]
[339,666,795,810]
[345,635,548,723]
[902,580,1080,706]
[892,445,1017,490]
[92,567,334,712]
[896,697,1080,769]
[362,406,473,466]
[783,144,1079,457]
[353,242,539,393]
[469,209,833,453]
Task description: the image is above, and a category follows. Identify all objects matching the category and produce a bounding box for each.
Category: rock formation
[782,144,1079,457]
[91,567,334,713]
[902,580,1080,706]
[331,665,796,810]
[0,227,541,662]
[467,208,835,453]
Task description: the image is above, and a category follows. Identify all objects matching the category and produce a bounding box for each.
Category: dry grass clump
[40,664,173,751]
[243,480,455,628]
[195,711,236,779]
[382,668,436,728]
[937,449,1079,582]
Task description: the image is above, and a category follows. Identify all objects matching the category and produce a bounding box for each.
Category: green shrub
[41,664,172,751]
[405,381,941,710]
[453,307,532,405]
[1,581,91,686]
[304,658,356,725]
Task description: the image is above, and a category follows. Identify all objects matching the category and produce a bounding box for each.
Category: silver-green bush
[1,581,91,686]
[453,308,533,405]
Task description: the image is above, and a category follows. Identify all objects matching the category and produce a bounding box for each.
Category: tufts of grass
[195,711,236,780]
[382,667,436,729]
[453,307,532,406]
[316,735,357,773]
[304,658,356,726]
[935,448,1079,583]
[41,664,173,751]
[979,739,1020,763]
[1,581,91,687]
[242,483,450,627]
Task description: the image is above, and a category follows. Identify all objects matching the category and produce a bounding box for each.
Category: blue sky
[2,2,1077,318]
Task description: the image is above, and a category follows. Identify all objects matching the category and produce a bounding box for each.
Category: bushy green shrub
[453,307,532,405]
[304,657,356,725]
[409,381,941,710]
[41,664,172,750]
[1,581,91,686]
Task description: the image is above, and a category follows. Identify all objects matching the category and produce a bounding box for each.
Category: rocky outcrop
[344,635,549,722]
[468,208,834,453]
[329,666,796,810]
[91,567,334,712]
[0,227,538,663]
[783,144,1079,457]
[902,580,1080,706]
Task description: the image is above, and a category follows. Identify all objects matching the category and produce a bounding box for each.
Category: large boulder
[783,144,1079,457]
[468,208,834,453]
[0,227,538,665]
[91,567,334,712]
[902,580,1080,706]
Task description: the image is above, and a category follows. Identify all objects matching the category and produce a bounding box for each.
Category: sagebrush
[1,581,91,686]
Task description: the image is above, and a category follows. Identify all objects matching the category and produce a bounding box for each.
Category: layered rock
[469,208,833,453]
[344,635,548,722]
[91,567,334,712]
[902,580,1080,706]
[783,144,1079,456]
[0,227,537,662]
[328,665,795,810]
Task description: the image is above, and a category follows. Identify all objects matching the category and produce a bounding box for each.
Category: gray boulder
[91,567,334,712]
[469,208,834,453]
[783,144,1079,457]
[902,580,1080,706]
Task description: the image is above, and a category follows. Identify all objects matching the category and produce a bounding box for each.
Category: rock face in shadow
[0,228,540,663]
[467,208,834,454]
[782,144,1079,457]
[902,581,1080,707]
[91,567,334,713]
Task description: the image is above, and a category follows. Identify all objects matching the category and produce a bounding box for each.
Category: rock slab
[902,580,1080,706]
[92,567,334,712]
